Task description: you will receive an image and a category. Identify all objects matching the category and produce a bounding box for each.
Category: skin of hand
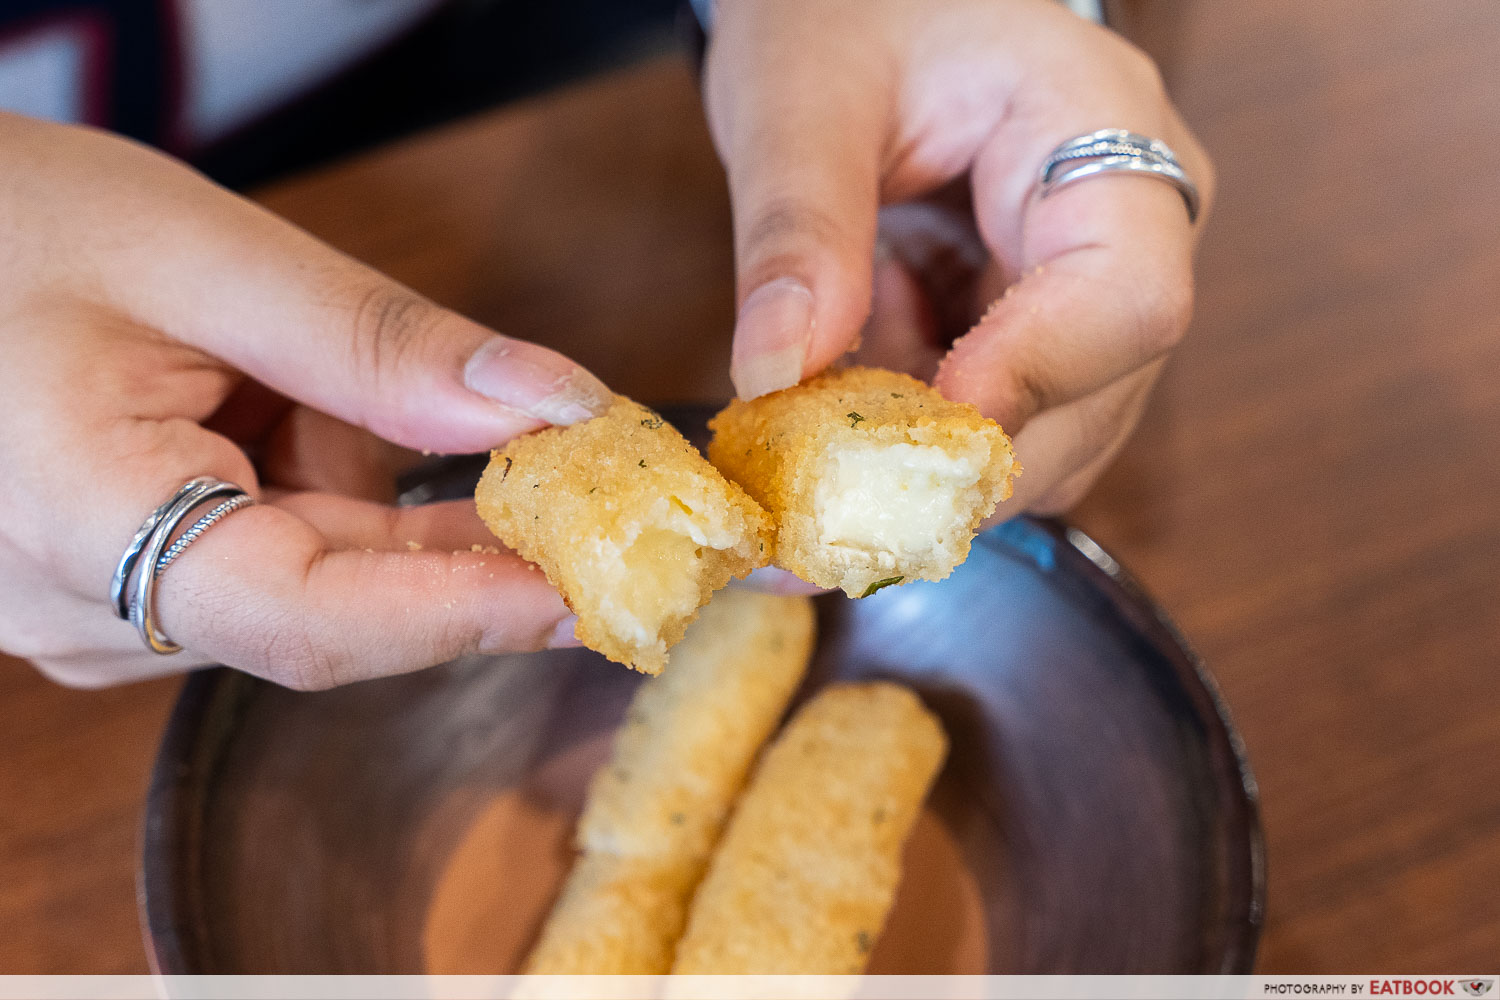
[0,112,614,689]
[707,0,1215,515]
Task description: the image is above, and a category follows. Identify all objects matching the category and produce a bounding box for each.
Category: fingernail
[731,278,814,399]
[464,337,612,426]
[548,614,582,649]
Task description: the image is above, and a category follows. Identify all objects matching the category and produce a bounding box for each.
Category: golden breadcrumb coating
[524,589,817,974]
[578,588,816,861]
[522,853,696,974]
[708,367,1018,597]
[671,682,948,973]
[476,396,772,673]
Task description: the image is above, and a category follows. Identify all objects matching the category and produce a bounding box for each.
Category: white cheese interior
[815,442,983,558]
[597,499,732,646]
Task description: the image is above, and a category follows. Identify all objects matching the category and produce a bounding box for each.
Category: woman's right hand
[0,112,608,689]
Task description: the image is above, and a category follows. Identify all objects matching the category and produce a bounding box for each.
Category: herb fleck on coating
[859,576,904,597]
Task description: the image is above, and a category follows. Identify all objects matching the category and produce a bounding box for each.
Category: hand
[706,0,1214,513]
[0,113,612,688]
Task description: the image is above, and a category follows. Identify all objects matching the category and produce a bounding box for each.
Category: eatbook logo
[1461,981,1495,998]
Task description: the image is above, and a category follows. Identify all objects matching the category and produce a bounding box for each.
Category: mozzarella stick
[709,366,1017,598]
[476,396,772,673]
[671,682,948,974]
[524,589,816,973]
[577,588,817,861]
[521,853,696,974]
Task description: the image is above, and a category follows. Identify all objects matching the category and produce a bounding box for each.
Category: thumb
[706,4,884,399]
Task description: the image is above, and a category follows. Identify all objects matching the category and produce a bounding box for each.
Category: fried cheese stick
[521,853,696,975]
[523,588,817,973]
[476,397,772,673]
[709,367,1018,598]
[671,682,948,974]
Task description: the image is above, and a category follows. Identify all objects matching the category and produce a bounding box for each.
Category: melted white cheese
[815,443,982,555]
[595,499,729,645]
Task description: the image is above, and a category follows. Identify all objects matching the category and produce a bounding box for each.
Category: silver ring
[156,494,255,574]
[1042,128,1181,175]
[111,477,253,654]
[1037,128,1200,223]
[110,477,215,619]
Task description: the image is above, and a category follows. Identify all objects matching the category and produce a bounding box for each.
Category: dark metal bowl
[139,414,1264,974]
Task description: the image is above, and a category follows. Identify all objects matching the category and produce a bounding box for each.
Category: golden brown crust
[579,588,816,861]
[671,682,948,974]
[476,396,772,673]
[708,367,1018,597]
[522,853,696,974]
[524,590,817,974]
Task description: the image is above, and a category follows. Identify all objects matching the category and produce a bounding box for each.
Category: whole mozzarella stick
[523,589,817,973]
[671,682,948,974]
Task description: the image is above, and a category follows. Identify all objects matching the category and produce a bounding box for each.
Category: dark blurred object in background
[195,0,681,190]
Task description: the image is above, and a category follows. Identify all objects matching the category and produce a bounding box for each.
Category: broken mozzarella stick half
[524,589,817,973]
[476,397,772,673]
[670,682,948,974]
[708,367,1018,598]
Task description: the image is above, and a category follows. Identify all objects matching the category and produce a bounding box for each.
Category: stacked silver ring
[1038,128,1200,223]
[110,477,254,654]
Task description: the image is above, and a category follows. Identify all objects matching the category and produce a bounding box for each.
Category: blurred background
[1,0,1497,972]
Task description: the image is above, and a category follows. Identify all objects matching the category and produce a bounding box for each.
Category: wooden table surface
[3,0,1497,973]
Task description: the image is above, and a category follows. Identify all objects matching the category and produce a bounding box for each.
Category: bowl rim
[136,515,1266,975]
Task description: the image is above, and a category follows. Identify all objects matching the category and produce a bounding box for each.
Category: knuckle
[345,282,442,390]
[1007,360,1056,425]
[249,595,350,691]
[1136,273,1194,353]
[742,195,848,274]
[1112,39,1167,97]
[270,629,348,692]
[236,549,361,691]
[1031,478,1095,518]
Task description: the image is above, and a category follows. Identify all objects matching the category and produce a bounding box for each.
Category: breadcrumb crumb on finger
[708,366,1018,597]
[524,589,816,974]
[475,397,772,673]
[671,682,948,973]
